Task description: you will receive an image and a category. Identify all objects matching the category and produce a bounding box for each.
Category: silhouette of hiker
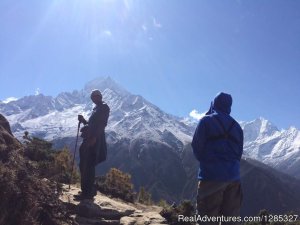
[192,92,243,225]
[75,89,110,200]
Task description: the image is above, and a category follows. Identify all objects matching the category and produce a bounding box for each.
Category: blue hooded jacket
[192,92,244,181]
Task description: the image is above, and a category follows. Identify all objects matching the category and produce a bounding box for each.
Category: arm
[94,104,110,138]
[238,127,244,160]
[78,115,88,125]
[88,104,110,140]
[191,118,206,161]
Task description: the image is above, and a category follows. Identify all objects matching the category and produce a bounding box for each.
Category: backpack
[207,116,239,144]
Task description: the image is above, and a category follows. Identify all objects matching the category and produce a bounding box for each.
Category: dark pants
[197,181,243,225]
[79,141,96,197]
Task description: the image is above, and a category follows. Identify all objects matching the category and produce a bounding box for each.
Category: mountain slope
[181,145,300,216]
[1,77,193,151]
[1,77,300,216]
[241,118,300,178]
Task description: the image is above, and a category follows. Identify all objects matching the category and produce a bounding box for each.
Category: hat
[212,92,232,114]
[91,89,102,97]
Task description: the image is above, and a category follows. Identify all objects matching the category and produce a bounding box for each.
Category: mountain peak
[242,117,279,142]
[257,117,279,133]
[84,77,129,96]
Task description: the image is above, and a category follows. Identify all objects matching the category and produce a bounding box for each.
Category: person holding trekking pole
[74,89,110,201]
[192,92,244,225]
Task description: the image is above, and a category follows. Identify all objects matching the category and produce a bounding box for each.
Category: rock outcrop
[0,113,19,147]
[60,184,167,225]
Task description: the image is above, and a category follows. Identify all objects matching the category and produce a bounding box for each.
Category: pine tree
[137,186,152,205]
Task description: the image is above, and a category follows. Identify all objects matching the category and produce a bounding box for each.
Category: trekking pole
[69,121,81,190]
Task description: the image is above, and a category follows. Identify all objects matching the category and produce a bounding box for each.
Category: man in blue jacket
[192,92,243,224]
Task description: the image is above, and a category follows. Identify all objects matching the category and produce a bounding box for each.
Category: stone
[60,184,168,225]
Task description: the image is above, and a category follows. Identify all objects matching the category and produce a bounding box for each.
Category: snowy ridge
[1,77,299,178]
[242,118,300,178]
[1,77,193,151]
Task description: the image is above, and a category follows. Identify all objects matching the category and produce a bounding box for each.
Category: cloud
[3,97,18,104]
[152,17,162,28]
[35,88,40,95]
[189,110,206,120]
[142,24,147,32]
[123,0,131,10]
[101,30,112,37]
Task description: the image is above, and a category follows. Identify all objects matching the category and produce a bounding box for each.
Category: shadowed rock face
[0,114,72,225]
[0,114,18,147]
[0,114,12,135]
[0,114,22,165]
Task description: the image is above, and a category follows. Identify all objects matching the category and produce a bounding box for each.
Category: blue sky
[0,0,300,129]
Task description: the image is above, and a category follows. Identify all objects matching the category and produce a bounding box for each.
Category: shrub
[157,199,170,208]
[137,186,152,205]
[23,133,79,184]
[24,137,55,162]
[0,131,74,224]
[52,147,80,184]
[160,200,195,225]
[95,168,135,202]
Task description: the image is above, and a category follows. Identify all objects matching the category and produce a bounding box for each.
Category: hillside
[0,114,167,225]
[181,145,300,216]
[0,114,72,225]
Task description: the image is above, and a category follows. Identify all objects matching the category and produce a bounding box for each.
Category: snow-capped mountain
[0,77,193,151]
[1,77,299,179]
[1,77,300,215]
[241,118,300,178]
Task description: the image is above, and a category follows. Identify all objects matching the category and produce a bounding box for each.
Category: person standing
[192,92,243,224]
[75,89,110,200]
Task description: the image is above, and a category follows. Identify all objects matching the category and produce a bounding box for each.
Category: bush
[0,131,74,224]
[95,168,135,202]
[137,186,152,205]
[160,200,195,225]
[157,199,170,208]
[23,133,79,184]
[24,137,55,162]
[52,147,80,184]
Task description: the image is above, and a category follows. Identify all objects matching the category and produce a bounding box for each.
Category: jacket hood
[212,92,232,114]
[205,102,213,115]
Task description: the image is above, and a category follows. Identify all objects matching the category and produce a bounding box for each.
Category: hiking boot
[73,192,82,198]
[92,188,97,197]
[73,193,94,201]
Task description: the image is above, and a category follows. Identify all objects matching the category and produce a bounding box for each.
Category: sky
[0,0,300,129]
